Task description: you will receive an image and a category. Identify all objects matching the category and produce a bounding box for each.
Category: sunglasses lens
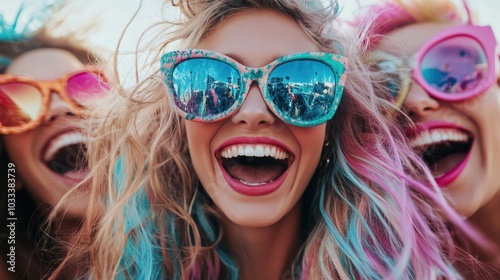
[171,58,239,119]
[0,83,43,128]
[373,60,408,106]
[66,71,109,105]
[268,60,336,123]
[421,36,488,95]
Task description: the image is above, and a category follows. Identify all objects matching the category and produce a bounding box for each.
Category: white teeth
[220,144,289,160]
[244,146,254,157]
[411,129,470,149]
[239,179,271,186]
[270,146,276,157]
[255,145,264,157]
[264,146,270,156]
[43,131,86,161]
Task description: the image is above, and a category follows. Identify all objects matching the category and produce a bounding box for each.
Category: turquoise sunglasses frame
[160,49,348,127]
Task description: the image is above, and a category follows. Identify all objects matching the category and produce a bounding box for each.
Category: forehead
[6,48,84,80]
[197,9,318,67]
[377,22,457,56]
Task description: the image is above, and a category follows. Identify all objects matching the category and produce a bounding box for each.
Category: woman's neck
[467,191,500,267]
[221,201,304,280]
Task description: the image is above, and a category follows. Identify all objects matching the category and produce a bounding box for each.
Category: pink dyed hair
[354,0,470,49]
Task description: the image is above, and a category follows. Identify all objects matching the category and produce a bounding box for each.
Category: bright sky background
[3,0,500,56]
[82,0,500,52]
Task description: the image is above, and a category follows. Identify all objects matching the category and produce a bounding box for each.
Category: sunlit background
[3,0,500,51]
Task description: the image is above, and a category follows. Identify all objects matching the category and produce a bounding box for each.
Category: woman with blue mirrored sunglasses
[50,0,483,279]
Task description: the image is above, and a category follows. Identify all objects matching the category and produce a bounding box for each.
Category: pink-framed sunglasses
[367,24,499,106]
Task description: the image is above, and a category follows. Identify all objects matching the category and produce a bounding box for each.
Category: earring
[319,141,332,171]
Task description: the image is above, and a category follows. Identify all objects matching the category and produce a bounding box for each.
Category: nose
[44,93,76,123]
[231,83,276,128]
[403,82,441,120]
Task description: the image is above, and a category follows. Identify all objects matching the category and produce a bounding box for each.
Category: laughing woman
[356,0,500,274]
[0,1,108,278]
[51,0,481,279]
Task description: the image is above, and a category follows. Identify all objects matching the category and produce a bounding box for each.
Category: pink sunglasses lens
[0,83,43,128]
[66,72,109,105]
[421,36,488,96]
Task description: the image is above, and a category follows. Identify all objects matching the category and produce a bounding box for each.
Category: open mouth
[411,128,473,183]
[42,131,89,182]
[218,144,294,195]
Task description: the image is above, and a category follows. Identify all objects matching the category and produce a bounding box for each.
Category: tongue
[429,152,467,178]
[225,160,285,184]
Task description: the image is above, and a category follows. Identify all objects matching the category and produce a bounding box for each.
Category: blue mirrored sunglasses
[160,49,348,127]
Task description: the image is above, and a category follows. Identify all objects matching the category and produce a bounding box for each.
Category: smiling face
[185,9,327,227]
[377,22,500,217]
[3,48,92,218]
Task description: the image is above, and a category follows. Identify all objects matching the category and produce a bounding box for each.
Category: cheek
[470,89,500,152]
[184,122,220,184]
[3,133,33,166]
[3,133,45,198]
[292,125,326,168]
[185,122,218,157]
[464,88,500,125]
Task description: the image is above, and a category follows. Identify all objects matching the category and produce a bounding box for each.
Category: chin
[444,189,480,219]
[226,211,283,228]
[57,196,89,219]
[217,196,298,228]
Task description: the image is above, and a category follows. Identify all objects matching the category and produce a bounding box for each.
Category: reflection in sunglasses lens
[0,83,42,127]
[268,60,336,122]
[67,72,109,105]
[172,58,239,118]
[421,36,488,95]
[375,60,405,103]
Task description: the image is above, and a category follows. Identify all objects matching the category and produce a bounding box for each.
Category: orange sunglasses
[0,67,109,134]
